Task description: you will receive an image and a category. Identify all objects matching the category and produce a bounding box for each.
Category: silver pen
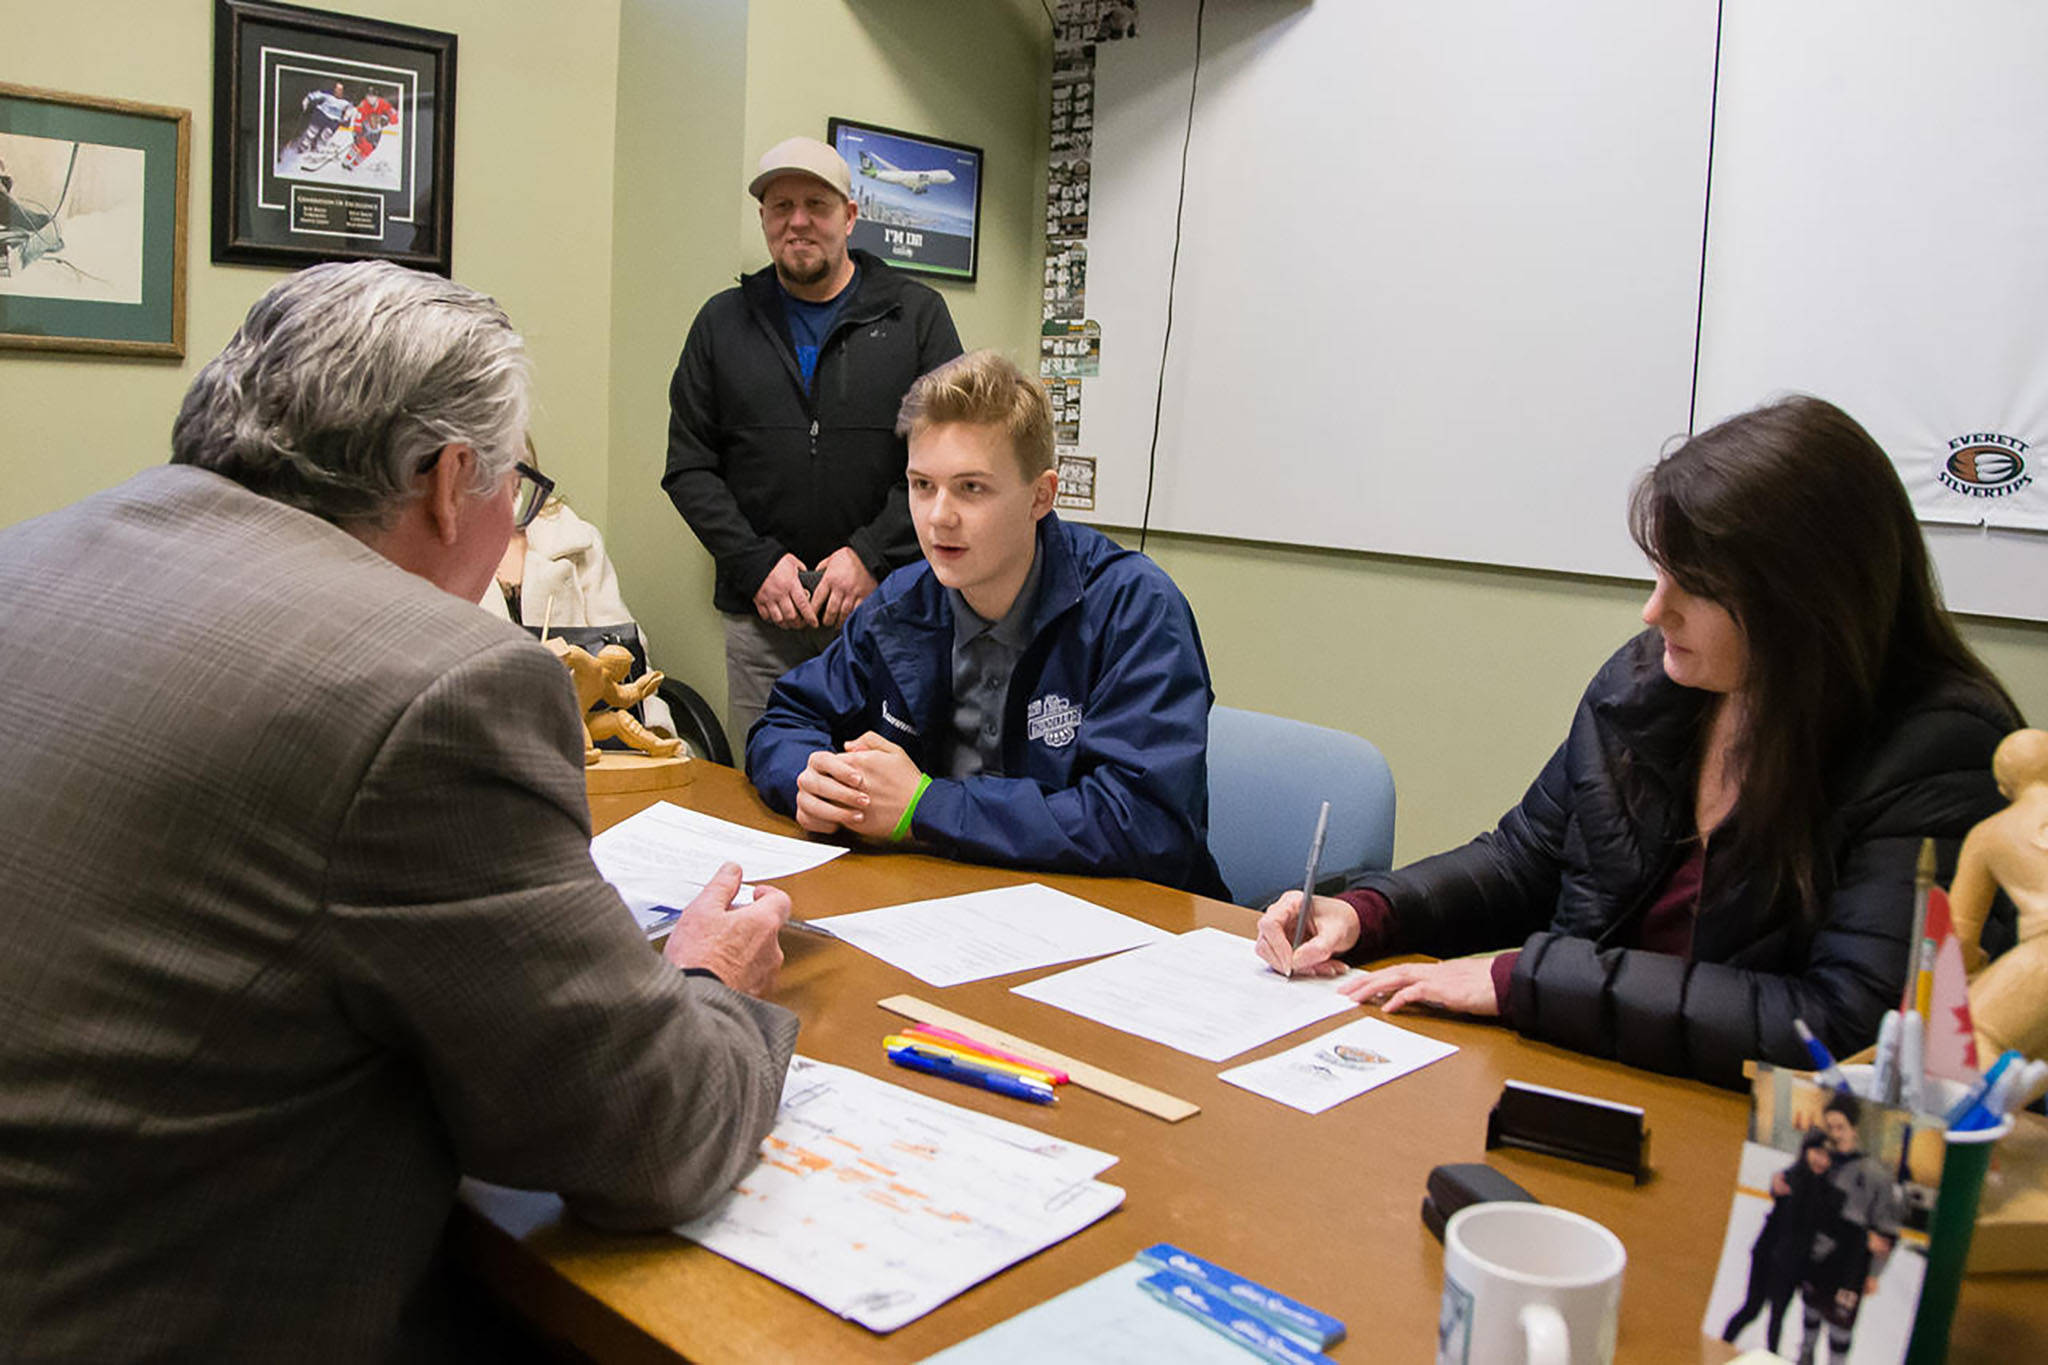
[1285,801,1331,979]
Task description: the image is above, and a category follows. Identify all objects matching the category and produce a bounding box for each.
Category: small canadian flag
[1915,885,1979,1082]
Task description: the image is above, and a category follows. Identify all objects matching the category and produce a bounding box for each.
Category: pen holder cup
[1907,1113,2013,1365]
[1836,1065,2015,1365]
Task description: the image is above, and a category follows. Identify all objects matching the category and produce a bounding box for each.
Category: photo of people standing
[1707,1067,1935,1364]
[1793,1094,1905,1365]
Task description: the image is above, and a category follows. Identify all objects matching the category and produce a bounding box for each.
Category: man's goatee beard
[777,259,831,288]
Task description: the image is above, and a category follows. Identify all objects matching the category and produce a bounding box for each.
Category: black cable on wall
[1137,0,1206,554]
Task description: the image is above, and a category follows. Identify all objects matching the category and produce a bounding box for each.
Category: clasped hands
[755,549,876,630]
[1253,890,1503,1018]
[795,732,925,841]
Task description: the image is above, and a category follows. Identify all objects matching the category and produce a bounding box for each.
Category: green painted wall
[602,0,1053,718]
[602,0,752,719]
[2,0,625,532]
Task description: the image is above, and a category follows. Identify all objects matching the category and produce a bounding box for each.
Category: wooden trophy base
[585,750,695,796]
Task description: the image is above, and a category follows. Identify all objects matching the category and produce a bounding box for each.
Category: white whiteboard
[1693,0,2048,620]
[1081,0,1718,574]
[1074,0,2048,621]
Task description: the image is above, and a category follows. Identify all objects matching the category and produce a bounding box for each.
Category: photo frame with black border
[0,82,189,358]
[212,0,455,273]
[827,117,983,282]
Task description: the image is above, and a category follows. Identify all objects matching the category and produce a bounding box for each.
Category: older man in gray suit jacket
[0,262,798,1362]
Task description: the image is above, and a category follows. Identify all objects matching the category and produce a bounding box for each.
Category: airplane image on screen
[858,150,956,195]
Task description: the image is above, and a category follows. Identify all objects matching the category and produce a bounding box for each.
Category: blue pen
[887,1046,1056,1104]
[1948,1049,2022,1131]
[1792,1018,1852,1093]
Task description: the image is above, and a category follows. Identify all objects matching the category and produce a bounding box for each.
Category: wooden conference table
[452,763,2046,1363]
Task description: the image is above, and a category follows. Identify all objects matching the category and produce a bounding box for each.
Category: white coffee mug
[1437,1202,1626,1365]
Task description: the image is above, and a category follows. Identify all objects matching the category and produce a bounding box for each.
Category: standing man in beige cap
[665,134,962,746]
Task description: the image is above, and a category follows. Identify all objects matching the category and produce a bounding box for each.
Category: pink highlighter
[902,1024,1071,1086]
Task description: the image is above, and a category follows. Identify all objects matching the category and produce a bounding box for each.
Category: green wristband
[891,774,933,843]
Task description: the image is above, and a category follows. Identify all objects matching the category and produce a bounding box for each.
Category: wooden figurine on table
[1949,728,2048,1060]
[545,639,681,765]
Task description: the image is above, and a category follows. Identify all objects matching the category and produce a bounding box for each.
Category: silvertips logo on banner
[1938,432,2033,499]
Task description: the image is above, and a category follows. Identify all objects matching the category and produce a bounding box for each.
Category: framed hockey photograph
[828,117,983,282]
[0,82,189,358]
[212,0,456,273]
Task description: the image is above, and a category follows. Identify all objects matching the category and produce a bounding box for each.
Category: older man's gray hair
[171,260,530,527]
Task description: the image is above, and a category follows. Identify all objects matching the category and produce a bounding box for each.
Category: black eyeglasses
[415,448,554,529]
[511,461,554,529]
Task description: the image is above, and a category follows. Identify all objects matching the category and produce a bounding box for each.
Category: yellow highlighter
[902,1023,1072,1084]
[880,1035,1060,1088]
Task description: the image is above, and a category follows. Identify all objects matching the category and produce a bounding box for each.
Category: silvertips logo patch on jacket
[1026,693,1082,748]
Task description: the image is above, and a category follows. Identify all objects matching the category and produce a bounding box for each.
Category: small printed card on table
[1218,1017,1457,1115]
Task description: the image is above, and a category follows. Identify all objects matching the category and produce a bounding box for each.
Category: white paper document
[675,1056,1125,1333]
[589,801,845,930]
[1218,1016,1458,1114]
[810,882,1170,987]
[923,1258,1262,1365]
[1011,926,1358,1062]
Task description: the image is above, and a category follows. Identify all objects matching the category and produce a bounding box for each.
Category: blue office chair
[1205,705,1397,908]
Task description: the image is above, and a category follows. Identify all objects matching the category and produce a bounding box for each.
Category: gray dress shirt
[943,550,1044,780]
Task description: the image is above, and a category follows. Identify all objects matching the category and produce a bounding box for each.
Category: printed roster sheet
[675,1057,1126,1332]
[1011,926,1358,1062]
[589,800,846,932]
[811,882,1170,986]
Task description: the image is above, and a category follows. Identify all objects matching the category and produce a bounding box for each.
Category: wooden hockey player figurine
[1949,728,2048,1060]
[546,640,681,764]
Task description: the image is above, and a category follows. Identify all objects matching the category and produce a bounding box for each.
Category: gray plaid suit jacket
[0,466,797,1361]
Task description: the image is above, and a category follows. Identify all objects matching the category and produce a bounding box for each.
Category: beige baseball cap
[748,136,853,201]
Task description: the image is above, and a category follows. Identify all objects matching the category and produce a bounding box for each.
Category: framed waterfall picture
[212,0,456,273]
[828,117,983,281]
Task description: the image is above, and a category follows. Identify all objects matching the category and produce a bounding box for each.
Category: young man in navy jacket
[746,350,1227,897]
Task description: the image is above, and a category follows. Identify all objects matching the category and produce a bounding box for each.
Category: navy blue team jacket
[746,513,1228,897]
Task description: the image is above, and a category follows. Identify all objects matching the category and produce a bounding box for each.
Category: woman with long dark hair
[1257,396,2021,1086]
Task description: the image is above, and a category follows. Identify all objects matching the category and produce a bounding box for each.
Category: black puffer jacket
[1353,631,2016,1088]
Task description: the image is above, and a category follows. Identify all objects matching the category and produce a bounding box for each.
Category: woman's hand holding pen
[1254,892,1358,977]
[1255,890,1505,1018]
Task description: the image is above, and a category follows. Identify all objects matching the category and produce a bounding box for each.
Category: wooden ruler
[878,993,1200,1123]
